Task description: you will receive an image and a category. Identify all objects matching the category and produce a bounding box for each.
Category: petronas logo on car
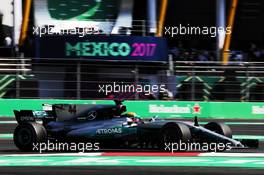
[96,128,122,135]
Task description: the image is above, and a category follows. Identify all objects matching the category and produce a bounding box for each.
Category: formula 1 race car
[13,100,258,152]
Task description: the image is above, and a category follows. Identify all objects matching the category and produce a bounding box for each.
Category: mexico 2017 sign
[66,42,157,57]
[35,35,168,61]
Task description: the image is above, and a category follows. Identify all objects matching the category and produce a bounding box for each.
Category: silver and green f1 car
[13,100,258,151]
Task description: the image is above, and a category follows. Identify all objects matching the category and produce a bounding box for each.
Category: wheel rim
[16,128,32,146]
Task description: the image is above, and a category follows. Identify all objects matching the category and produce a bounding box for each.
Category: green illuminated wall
[0,99,264,119]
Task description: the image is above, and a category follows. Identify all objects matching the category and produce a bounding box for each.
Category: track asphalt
[0,118,263,174]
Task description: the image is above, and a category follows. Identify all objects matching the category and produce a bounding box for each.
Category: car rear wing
[14,109,55,124]
[14,110,35,124]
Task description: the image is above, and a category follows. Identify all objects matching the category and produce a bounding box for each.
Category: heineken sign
[252,106,264,114]
[36,35,168,61]
[149,104,201,114]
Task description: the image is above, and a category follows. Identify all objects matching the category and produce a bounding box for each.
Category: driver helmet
[126,112,138,118]
[125,112,141,122]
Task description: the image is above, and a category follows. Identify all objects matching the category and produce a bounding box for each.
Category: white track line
[200,152,264,157]
[3,152,264,158]
[2,152,103,157]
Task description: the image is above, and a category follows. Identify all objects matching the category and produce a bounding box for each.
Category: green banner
[0,99,264,119]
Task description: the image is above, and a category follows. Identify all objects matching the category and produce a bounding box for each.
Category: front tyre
[204,122,232,138]
[13,123,47,151]
[158,123,191,150]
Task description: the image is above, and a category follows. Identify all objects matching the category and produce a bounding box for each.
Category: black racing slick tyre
[13,123,47,151]
[204,122,232,138]
[158,123,191,150]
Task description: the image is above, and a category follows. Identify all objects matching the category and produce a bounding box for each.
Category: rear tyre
[158,123,191,150]
[13,123,47,151]
[204,122,232,138]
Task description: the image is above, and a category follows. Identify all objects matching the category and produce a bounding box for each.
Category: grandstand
[0,0,264,101]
